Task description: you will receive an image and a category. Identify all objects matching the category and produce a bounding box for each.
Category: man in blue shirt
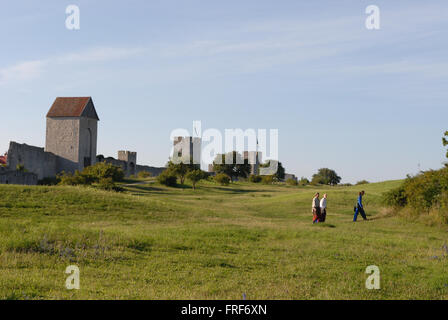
[353,191,367,221]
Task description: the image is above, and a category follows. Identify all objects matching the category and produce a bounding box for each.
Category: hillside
[0,180,447,299]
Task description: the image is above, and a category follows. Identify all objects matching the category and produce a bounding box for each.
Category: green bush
[137,171,152,179]
[96,177,117,191]
[261,175,275,185]
[383,167,448,224]
[249,175,262,183]
[383,185,407,207]
[356,180,370,185]
[340,183,353,187]
[82,162,124,182]
[157,169,178,187]
[298,177,310,186]
[214,173,230,186]
[58,170,89,186]
[57,163,125,191]
[286,178,298,186]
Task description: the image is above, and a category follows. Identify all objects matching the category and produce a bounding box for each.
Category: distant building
[243,151,262,175]
[172,136,201,165]
[284,173,297,182]
[7,97,100,180]
[2,96,164,185]
[97,151,165,177]
[46,97,99,172]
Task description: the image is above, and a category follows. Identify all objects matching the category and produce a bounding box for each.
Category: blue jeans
[353,205,367,221]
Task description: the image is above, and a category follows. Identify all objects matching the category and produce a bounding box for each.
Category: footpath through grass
[0,180,447,299]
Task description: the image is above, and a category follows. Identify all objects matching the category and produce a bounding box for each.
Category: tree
[298,177,310,186]
[443,131,448,159]
[167,157,200,185]
[186,170,206,190]
[260,160,285,180]
[213,151,251,182]
[311,168,341,186]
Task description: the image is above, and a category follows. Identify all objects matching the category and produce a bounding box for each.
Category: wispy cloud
[2,2,448,87]
[0,60,46,85]
[57,47,146,63]
[0,46,146,86]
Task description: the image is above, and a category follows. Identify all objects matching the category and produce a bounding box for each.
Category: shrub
[58,171,89,186]
[215,173,230,186]
[383,185,407,207]
[82,162,124,182]
[286,178,298,186]
[383,167,448,224]
[249,175,262,183]
[57,163,125,191]
[157,169,178,187]
[261,175,275,185]
[356,180,370,185]
[298,177,310,186]
[137,171,152,179]
[96,177,117,191]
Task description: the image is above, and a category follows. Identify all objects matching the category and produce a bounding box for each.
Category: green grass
[0,179,447,300]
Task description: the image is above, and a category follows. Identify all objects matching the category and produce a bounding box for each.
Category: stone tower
[118,151,137,176]
[45,97,99,173]
[173,136,201,165]
[243,151,262,175]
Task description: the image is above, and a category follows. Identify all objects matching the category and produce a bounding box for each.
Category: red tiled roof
[46,97,97,119]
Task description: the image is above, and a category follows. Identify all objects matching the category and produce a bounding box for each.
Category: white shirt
[320,198,327,209]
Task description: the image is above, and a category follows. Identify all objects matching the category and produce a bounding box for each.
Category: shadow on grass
[124,184,169,195]
[314,223,336,228]
[212,186,281,194]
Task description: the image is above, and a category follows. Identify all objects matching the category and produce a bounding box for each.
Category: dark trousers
[353,205,367,221]
[320,208,327,222]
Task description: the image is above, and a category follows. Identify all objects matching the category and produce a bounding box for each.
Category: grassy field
[0,179,447,300]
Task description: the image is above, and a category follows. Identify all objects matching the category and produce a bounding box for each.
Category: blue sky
[1,0,447,183]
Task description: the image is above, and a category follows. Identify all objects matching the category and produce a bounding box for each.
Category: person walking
[320,193,327,222]
[353,191,367,221]
[312,193,320,223]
